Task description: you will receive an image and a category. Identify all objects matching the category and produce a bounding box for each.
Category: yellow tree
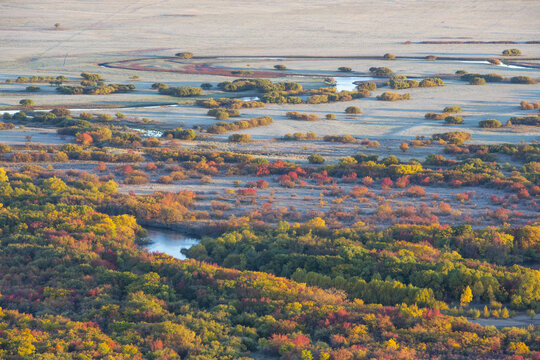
[460,285,473,306]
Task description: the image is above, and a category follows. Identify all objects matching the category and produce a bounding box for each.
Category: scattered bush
[357,82,377,91]
[479,119,502,128]
[389,78,418,89]
[508,115,540,126]
[162,128,197,140]
[158,86,203,97]
[488,58,501,65]
[338,66,352,72]
[469,77,486,85]
[461,73,504,83]
[283,132,317,141]
[286,112,319,121]
[80,72,102,81]
[80,112,93,120]
[445,116,464,125]
[345,106,361,114]
[197,98,265,109]
[151,82,168,89]
[308,153,325,164]
[57,84,135,95]
[208,116,273,134]
[383,53,395,60]
[323,134,356,143]
[377,92,410,101]
[520,101,540,110]
[231,70,253,76]
[511,76,535,84]
[19,99,34,107]
[502,49,521,56]
[274,65,287,70]
[426,55,437,61]
[325,113,336,120]
[443,106,462,113]
[0,122,15,130]
[201,83,212,89]
[369,67,393,76]
[175,52,194,58]
[158,175,173,184]
[229,134,252,143]
[432,131,471,144]
[419,78,444,87]
[400,142,409,152]
[25,86,40,92]
[425,112,447,120]
[207,108,240,119]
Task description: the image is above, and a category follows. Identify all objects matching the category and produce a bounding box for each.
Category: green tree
[19,99,34,107]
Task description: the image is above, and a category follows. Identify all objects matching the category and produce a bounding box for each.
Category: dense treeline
[0,169,537,359]
[207,116,273,134]
[188,224,540,310]
[57,83,135,95]
[157,85,203,97]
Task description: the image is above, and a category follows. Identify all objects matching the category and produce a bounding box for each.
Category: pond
[335,76,377,91]
[143,228,200,260]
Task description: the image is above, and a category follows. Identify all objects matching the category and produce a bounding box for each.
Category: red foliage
[76,132,93,146]
[237,188,257,196]
[342,172,357,182]
[256,179,269,189]
[381,178,393,189]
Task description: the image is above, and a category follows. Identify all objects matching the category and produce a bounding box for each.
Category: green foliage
[308,153,325,164]
[158,86,203,97]
[445,115,464,124]
[229,133,252,142]
[470,77,486,85]
[0,168,538,359]
[369,67,393,76]
[345,106,361,114]
[286,111,319,121]
[432,131,471,144]
[357,82,377,91]
[511,76,535,84]
[208,116,273,134]
[80,72,102,81]
[175,51,194,58]
[283,132,317,141]
[502,48,522,56]
[479,119,502,128]
[163,128,197,140]
[419,77,444,87]
[377,92,410,101]
[25,86,40,92]
[443,106,462,113]
[19,99,34,107]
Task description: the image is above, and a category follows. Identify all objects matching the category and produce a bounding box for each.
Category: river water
[143,228,200,260]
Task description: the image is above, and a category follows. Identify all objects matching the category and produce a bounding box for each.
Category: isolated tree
[460,286,473,306]
[308,154,325,164]
[175,52,194,59]
[19,99,34,107]
[54,23,61,29]
[345,106,361,114]
[400,142,409,152]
